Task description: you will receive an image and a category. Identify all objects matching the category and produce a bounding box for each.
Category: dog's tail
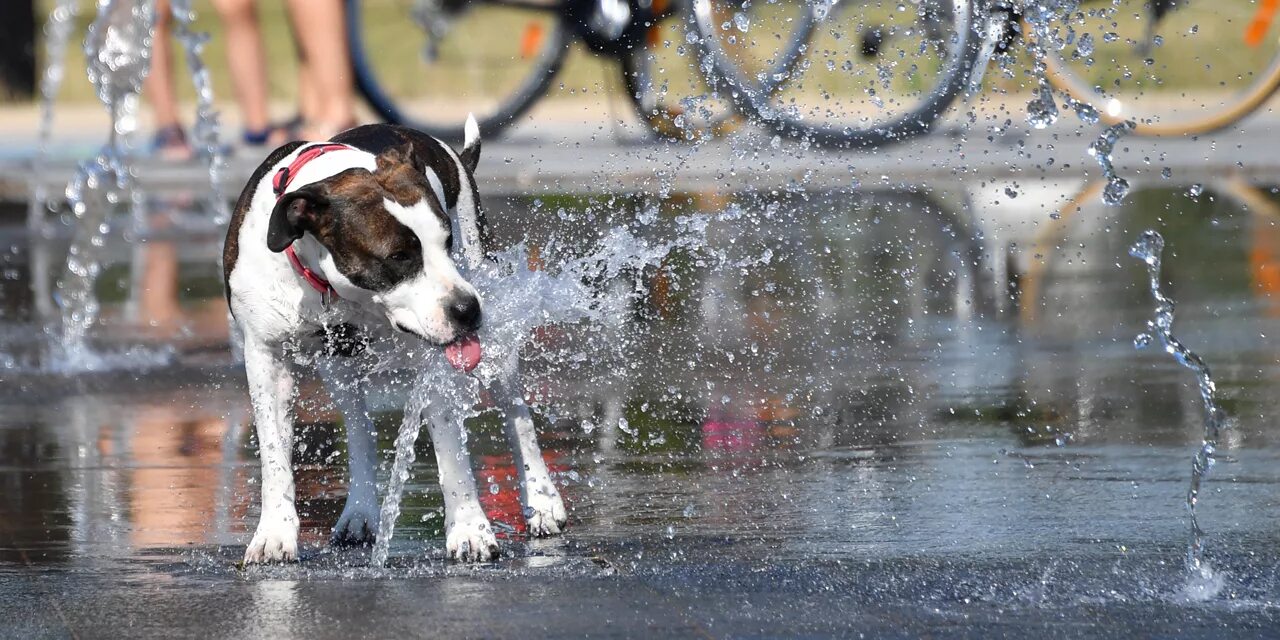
[460,113,481,174]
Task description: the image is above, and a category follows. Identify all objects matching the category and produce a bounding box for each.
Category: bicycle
[345,0,816,141]
[726,0,1280,147]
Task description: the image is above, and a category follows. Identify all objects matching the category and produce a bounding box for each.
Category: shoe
[242,116,304,148]
[151,124,194,161]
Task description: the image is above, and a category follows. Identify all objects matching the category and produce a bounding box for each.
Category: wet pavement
[3,177,1280,637]
[5,112,1280,198]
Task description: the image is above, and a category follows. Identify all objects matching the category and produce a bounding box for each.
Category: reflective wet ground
[3,178,1280,637]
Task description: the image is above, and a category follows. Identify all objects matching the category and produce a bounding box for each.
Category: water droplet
[1069,99,1099,125]
[1026,83,1059,129]
[1103,177,1130,205]
[1076,32,1094,56]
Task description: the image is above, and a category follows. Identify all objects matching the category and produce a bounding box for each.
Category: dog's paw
[244,515,299,564]
[523,482,567,537]
[445,516,500,562]
[330,503,378,547]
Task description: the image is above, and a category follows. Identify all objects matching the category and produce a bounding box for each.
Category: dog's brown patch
[373,146,433,208]
[272,158,448,293]
[333,125,462,209]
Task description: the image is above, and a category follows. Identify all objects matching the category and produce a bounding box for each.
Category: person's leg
[144,0,192,159]
[211,0,272,137]
[296,59,321,128]
[285,0,357,139]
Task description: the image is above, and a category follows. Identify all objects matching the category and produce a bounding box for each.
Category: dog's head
[264,142,481,350]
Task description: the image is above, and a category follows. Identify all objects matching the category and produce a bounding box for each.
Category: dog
[223,120,567,563]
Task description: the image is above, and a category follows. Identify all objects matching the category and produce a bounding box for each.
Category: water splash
[1089,121,1135,205]
[51,0,157,371]
[1021,0,1077,130]
[1129,230,1227,595]
[168,0,229,223]
[368,208,719,564]
[29,0,81,238]
[370,374,431,567]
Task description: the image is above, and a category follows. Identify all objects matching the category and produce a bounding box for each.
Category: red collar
[273,143,351,303]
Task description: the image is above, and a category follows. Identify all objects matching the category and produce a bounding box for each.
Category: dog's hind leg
[242,336,300,563]
[493,379,567,536]
[425,403,499,561]
[316,357,379,547]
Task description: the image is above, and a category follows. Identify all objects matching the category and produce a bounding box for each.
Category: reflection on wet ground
[2,179,1280,636]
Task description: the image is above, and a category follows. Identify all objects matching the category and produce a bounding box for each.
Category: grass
[39,0,621,109]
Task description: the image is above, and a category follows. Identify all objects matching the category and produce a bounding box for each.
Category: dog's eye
[388,251,413,262]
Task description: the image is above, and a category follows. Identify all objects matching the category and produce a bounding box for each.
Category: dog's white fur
[228,119,565,563]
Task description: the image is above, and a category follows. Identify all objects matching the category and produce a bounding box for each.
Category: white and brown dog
[223,120,566,563]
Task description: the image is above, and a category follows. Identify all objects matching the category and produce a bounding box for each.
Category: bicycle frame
[420,0,685,57]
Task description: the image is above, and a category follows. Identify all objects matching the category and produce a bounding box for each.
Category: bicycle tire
[1035,1,1280,137]
[347,0,572,141]
[688,0,817,106]
[723,0,983,148]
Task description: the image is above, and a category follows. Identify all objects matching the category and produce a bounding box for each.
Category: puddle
[3,180,1280,634]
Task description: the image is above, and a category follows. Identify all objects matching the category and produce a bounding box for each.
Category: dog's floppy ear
[459,113,481,174]
[267,184,329,252]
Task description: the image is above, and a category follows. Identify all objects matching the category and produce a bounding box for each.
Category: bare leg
[143,0,192,158]
[285,0,357,138]
[145,0,181,129]
[425,402,498,561]
[241,335,300,563]
[211,0,272,134]
[296,59,321,127]
[493,379,567,536]
[316,356,379,546]
[281,4,321,126]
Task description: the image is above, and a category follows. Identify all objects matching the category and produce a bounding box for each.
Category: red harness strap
[272,143,351,303]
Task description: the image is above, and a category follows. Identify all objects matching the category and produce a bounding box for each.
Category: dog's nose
[447,291,482,332]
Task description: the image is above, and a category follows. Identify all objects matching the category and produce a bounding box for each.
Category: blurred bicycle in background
[348,0,1280,147]
[726,0,1280,146]
[345,0,819,140]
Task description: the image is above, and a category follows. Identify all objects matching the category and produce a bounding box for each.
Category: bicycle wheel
[348,0,571,141]
[723,0,982,148]
[689,0,818,102]
[1038,0,1280,135]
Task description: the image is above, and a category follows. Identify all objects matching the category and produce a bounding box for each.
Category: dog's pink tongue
[445,333,482,373]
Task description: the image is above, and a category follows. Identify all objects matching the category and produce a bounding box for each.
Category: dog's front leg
[316,357,379,546]
[242,337,300,563]
[493,380,567,536]
[426,407,499,561]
